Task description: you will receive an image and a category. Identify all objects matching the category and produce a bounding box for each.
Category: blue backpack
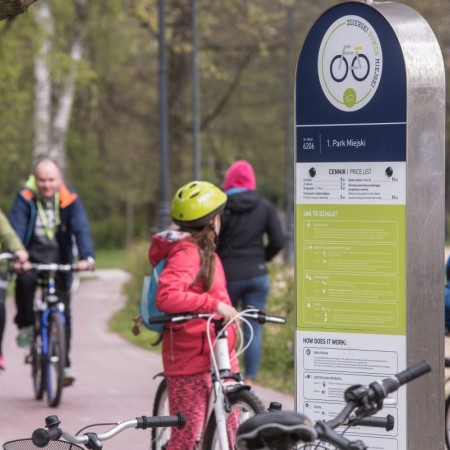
[132,256,202,345]
[140,258,167,335]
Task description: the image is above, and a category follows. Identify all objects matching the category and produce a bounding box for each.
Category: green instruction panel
[297,204,406,335]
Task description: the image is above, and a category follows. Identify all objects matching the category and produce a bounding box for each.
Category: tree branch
[201,47,258,131]
[0,0,37,21]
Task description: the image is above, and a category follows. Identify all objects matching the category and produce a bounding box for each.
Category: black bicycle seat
[235,410,317,450]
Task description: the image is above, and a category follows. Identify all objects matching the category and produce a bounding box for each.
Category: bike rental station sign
[295,1,445,448]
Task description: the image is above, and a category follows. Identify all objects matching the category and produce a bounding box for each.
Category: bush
[258,264,295,394]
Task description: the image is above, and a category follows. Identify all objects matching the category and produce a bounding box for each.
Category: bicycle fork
[211,332,234,450]
[213,380,230,450]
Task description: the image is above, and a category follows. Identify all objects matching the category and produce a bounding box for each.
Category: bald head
[34,158,62,199]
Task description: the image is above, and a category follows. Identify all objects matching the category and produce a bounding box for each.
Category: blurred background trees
[0,0,448,250]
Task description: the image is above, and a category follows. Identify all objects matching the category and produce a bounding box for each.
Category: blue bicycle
[26,262,78,407]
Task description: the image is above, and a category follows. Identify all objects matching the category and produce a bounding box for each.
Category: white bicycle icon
[330,45,370,82]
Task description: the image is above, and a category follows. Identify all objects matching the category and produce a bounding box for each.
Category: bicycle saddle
[235,410,317,450]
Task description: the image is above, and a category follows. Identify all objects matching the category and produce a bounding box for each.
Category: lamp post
[192,0,201,180]
[158,0,171,230]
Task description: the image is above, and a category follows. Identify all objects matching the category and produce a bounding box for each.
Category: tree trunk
[49,0,86,172]
[33,0,87,174]
[33,1,53,161]
[0,0,36,20]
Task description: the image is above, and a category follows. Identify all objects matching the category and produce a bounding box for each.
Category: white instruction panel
[297,331,405,449]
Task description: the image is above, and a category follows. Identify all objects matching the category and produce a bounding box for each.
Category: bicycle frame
[205,318,243,450]
[35,271,66,378]
[27,263,76,407]
[151,309,285,450]
[207,315,249,450]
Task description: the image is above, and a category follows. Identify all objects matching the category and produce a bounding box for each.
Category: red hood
[148,230,191,266]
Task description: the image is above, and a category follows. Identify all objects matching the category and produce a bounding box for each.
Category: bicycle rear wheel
[152,377,171,450]
[446,394,450,449]
[45,311,66,407]
[202,388,265,450]
[31,327,45,400]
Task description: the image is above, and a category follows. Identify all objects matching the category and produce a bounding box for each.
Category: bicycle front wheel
[31,328,45,400]
[151,377,171,450]
[45,311,66,407]
[202,388,265,450]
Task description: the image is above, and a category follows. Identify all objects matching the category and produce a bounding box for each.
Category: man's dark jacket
[217,190,284,280]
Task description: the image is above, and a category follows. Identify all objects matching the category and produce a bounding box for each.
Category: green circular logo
[343,88,356,107]
[318,16,383,112]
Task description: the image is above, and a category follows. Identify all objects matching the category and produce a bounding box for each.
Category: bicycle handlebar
[30,263,80,272]
[0,255,92,273]
[350,414,395,431]
[0,252,15,261]
[235,360,431,450]
[149,310,286,326]
[326,360,431,429]
[31,413,186,448]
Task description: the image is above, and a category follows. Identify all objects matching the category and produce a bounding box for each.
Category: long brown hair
[190,224,217,291]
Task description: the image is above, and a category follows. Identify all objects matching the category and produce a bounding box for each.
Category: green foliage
[258,263,295,394]
[94,247,129,269]
[90,215,127,249]
[0,0,449,244]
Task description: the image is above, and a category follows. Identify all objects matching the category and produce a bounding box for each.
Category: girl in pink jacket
[149,181,239,450]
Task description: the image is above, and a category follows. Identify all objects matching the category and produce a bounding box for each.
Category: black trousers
[15,271,72,367]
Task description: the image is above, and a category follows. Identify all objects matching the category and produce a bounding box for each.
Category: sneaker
[0,353,5,371]
[63,368,76,387]
[16,326,33,348]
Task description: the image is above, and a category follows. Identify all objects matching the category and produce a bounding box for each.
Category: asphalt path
[0,269,294,450]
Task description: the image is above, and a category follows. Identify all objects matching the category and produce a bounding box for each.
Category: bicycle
[444,356,450,448]
[24,261,89,407]
[235,360,431,450]
[2,412,186,450]
[150,308,286,450]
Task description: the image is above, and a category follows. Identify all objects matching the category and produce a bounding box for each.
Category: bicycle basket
[3,440,84,450]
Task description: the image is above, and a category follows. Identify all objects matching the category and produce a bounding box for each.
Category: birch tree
[33,0,87,174]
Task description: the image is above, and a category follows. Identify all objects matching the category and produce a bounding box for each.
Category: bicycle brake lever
[85,432,102,450]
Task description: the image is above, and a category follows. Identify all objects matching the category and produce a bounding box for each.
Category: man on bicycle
[9,157,95,386]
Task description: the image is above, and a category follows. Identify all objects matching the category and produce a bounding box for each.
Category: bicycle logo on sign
[330,45,370,82]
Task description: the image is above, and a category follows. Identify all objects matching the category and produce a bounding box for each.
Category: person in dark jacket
[8,157,95,386]
[217,160,284,384]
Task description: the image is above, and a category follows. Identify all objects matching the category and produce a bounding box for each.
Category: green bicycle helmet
[171,181,227,228]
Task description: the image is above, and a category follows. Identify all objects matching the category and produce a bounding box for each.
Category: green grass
[94,248,130,269]
[108,241,296,394]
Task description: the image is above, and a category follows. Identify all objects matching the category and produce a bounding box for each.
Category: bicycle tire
[45,311,66,407]
[202,388,265,450]
[446,394,450,449]
[151,377,171,450]
[31,327,45,400]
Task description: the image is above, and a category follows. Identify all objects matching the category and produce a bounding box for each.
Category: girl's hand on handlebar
[216,302,240,324]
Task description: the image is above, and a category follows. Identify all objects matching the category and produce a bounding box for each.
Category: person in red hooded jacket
[149,180,239,450]
[217,160,284,385]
